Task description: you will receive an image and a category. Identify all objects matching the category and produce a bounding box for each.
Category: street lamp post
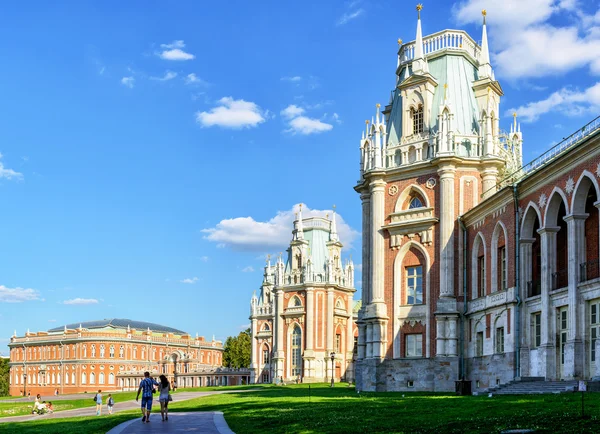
[23,374,27,397]
[330,352,335,388]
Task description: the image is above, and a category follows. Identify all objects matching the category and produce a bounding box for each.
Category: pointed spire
[64,325,67,333]
[296,203,304,240]
[266,254,271,268]
[13,329,16,337]
[365,119,370,136]
[412,4,428,74]
[375,103,380,124]
[513,112,518,131]
[330,205,339,242]
[127,324,131,332]
[479,10,492,79]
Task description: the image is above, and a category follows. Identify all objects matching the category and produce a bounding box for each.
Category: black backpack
[92,394,97,402]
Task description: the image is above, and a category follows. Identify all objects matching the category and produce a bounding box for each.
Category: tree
[223,328,251,368]
[0,358,9,396]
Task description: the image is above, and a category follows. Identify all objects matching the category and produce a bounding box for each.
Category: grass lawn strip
[0,385,599,433]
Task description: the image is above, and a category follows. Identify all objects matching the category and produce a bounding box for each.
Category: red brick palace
[7,318,234,396]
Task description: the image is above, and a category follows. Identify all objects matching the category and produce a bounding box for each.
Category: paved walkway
[0,390,252,424]
[107,411,234,434]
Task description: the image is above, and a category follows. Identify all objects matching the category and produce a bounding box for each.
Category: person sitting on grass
[32,400,47,415]
[136,371,159,423]
[47,402,54,414]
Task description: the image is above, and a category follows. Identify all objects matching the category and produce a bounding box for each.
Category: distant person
[95,390,103,416]
[172,380,177,391]
[32,394,41,414]
[136,371,159,423]
[107,394,114,415]
[54,388,59,396]
[158,374,171,422]
[47,402,54,413]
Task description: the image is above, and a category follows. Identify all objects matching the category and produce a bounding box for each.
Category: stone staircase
[486,377,578,395]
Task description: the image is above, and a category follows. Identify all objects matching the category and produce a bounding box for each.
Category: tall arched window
[408,196,424,209]
[109,373,115,384]
[291,325,302,377]
[91,345,96,358]
[406,265,423,304]
[291,296,302,307]
[100,345,105,358]
[71,372,75,384]
[99,372,105,384]
[109,345,115,358]
[82,372,87,384]
[262,345,270,364]
[133,347,137,359]
[412,105,424,134]
[119,346,124,358]
[57,373,61,385]
[90,372,96,384]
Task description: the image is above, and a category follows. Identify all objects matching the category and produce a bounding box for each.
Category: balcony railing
[526,280,541,298]
[551,269,569,290]
[580,259,600,283]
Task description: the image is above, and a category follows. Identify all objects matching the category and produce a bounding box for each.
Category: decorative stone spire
[479,10,493,79]
[330,205,339,242]
[13,329,16,337]
[64,325,67,333]
[412,4,428,74]
[296,204,304,240]
[127,324,131,332]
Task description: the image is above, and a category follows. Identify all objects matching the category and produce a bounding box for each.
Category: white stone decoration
[538,193,547,209]
[596,162,600,178]
[389,185,399,196]
[565,177,575,195]
[426,178,437,189]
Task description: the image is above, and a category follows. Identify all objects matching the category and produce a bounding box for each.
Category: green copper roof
[428,55,480,135]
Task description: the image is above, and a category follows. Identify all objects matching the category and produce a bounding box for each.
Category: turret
[330,205,339,242]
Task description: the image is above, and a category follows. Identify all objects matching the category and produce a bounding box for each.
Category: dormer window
[411,105,424,135]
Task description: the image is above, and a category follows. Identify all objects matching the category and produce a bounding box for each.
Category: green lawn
[1,384,599,433]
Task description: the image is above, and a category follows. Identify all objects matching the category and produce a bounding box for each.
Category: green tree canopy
[223,328,251,369]
[0,358,9,396]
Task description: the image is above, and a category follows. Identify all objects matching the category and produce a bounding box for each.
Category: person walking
[136,371,159,423]
[107,394,114,415]
[95,390,103,416]
[158,374,171,422]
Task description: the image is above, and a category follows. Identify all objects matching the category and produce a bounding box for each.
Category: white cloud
[337,8,365,26]
[63,298,99,305]
[157,40,195,60]
[454,0,600,78]
[0,285,40,303]
[151,71,177,81]
[202,203,359,251]
[185,73,209,86]
[199,256,209,262]
[121,76,135,88]
[280,104,305,119]
[242,266,255,272]
[196,97,266,128]
[333,113,342,124]
[281,76,302,82]
[507,82,600,122]
[0,153,23,180]
[180,277,199,284]
[48,319,56,322]
[287,116,333,135]
[280,104,334,134]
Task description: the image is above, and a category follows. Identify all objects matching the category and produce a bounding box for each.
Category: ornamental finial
[376,103,381,108]
[482,9,487,24]
[365,119,369,124]
[416,4,423,18]
[397,38,402,46]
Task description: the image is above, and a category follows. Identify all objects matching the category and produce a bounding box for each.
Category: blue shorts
[141,396,153,410]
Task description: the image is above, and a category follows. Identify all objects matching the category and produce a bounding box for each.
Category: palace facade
[355,6,600,392]
[6,319,247,396]
[249,206,358,383]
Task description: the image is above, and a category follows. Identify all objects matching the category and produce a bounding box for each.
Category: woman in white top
[158,375,171,422]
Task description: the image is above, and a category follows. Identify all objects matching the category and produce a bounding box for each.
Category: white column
[273,289,285,380]
[370,179,386,302]
[250,317,257,383]
[539,227,559,379]
[438,164,456,298]
[361,194,371,304]
[564,215,586,379]
[303,287,315,380]
[481,166,499,199]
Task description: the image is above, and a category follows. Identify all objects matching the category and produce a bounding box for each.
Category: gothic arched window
[412,105,424,134]
[409,196,424,209]
[291,325,302,376]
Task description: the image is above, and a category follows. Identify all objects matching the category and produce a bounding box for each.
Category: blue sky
[1,0,599,354]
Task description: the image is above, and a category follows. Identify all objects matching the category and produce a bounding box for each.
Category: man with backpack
[135,371,159,423]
